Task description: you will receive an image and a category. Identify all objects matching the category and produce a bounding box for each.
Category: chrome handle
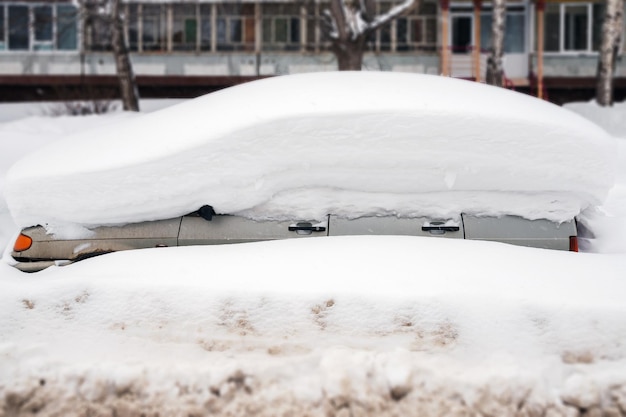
[288,223,327,233]
[421,225,460,232]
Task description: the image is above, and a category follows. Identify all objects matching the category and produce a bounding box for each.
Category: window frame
[479,6,527,55]
[142,4,167,52]
[538,2,601,55]
[0,6,5,50]
[7,4,29,51]
[215,3,254,52]
[172,3,198,51]
[1,2,78,53]
[562,3,591,52]
[374,0,438,53]
[33,5,54,51]
[261,4,301,52]
[56,4,78,51]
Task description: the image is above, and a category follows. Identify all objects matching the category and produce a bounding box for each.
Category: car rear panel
[12,219,181,270]
[462,215,577,251]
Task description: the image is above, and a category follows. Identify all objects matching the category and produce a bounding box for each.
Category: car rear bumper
[12,259,71,273]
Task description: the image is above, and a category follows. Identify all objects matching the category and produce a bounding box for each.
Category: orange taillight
[13,234,33,252]
[569,236,579,252]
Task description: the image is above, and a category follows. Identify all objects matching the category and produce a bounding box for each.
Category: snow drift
[2,237,626,417]
[4,72,617,230]
[1,95,626,417]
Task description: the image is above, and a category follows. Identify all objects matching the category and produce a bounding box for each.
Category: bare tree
[596,0,624,106]
[322,0,419,70]
[80,0,140,111]
[110,0,139,111]
[485,0,506,86]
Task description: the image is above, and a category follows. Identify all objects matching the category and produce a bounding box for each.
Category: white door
[449,12,475,78]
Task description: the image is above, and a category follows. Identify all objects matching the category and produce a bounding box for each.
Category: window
[304,1,327,52]
[505,14,525,53]
[8,5,28,50]
[262,4,300,51]
[3,3,77,52]
[394,1,438,52]
[544,3,560,51]
[77,1,255,54]
[217,17,240,49]
[142,4,166,52]
[379,19,392,51]
[34,6,53,50]
[200,4,212,51]
[480,9,526,54]
[0,7,5,50]
[216,4,253,51]
[564,4,588,50]
[397,17,408,49]
[57,5,77,50]
[592,3,604,51]
[374,1,394,51]
[173,3,197,51]
[87,13,113,51]
[542,2,603,53]
[451,15,472,53]
[125,3,166,52]
[128,4,140,51]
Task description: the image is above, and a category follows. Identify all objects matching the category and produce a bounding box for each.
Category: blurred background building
[0,0,623,104]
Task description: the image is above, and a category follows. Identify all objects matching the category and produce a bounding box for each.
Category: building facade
[0,0,624,103]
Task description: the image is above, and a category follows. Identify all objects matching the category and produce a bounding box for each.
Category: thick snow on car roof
[4,72,617,230]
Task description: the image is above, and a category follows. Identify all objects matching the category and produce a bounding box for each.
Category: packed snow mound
[565,100,626,139]
[2,237,626,416]
[5,72,617,229]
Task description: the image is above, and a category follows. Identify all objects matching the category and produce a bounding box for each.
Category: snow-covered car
[5,72,615,272]
[11,207,578,272]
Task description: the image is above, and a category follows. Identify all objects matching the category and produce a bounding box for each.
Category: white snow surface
[1,85,626,416]
[1,238,626,415]
[4,72,617,231]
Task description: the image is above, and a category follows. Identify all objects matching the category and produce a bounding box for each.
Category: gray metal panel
[328,216,464,239]
[462,214,577,251]
[12,260,58,273]
[87,218,182,239]
[12,218,181,261]
[178,215,328,246]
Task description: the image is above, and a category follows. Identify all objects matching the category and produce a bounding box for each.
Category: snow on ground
[0,79,626,417]
[3,73,617,232]
[1,238,626,416]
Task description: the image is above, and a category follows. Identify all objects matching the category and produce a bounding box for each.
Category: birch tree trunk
[596,0,624,106]
[485,0,506,87]
[111,0,140,111]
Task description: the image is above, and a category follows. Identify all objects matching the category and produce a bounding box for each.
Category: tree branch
[361,0,376,23]
[367,0,418,33]
[329,0,348,41]
[322,9,340,39]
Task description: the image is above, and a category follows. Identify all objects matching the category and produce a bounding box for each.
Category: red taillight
[13,234,33,252]
[569,236,579,252]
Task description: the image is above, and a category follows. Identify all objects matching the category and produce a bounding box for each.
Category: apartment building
[0,0,623,103]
